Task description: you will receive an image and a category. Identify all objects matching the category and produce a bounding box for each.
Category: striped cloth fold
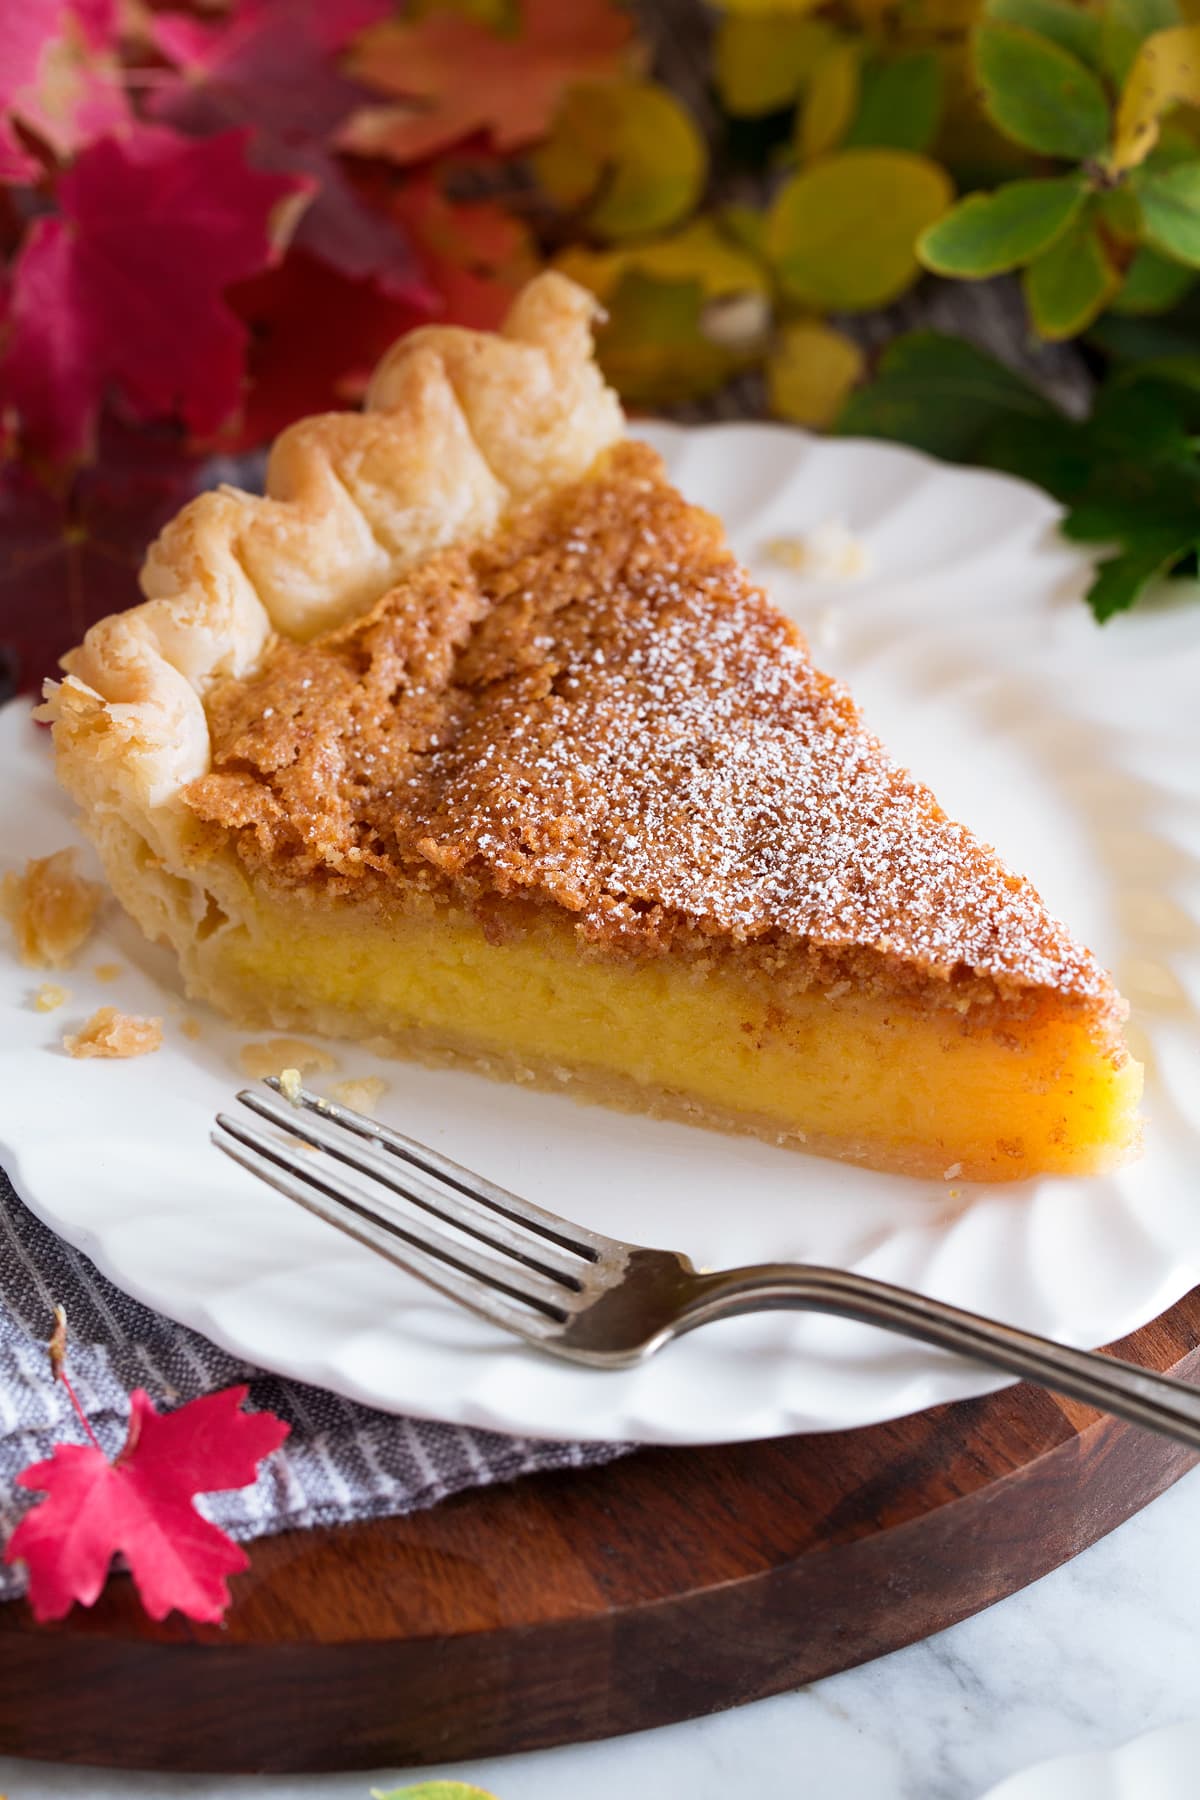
[0,1168,629,1603]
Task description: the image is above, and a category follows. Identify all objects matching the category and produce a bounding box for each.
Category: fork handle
[679,1263,1200,1450]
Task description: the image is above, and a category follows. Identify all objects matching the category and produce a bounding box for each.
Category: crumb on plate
[330,1076,388,1114]
[766,519,870,581]
[239,1037,337,1081]
[180,1016,201,1040]
[32,983,70,1013]
[63,1006,163,1060]
[93,962,121,983]
[2,849,104,969]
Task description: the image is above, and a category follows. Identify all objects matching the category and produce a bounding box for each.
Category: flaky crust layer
[40,274,623,956]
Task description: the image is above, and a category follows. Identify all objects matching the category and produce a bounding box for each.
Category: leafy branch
[839,332,1200,618]
[918,0,1200,338]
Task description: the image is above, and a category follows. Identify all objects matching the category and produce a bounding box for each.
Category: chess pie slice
[43,274,1142,1181]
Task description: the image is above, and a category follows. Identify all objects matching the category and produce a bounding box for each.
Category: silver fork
[213,1081,1200,1450]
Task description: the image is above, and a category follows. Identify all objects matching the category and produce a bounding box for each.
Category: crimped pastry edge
[38,274,623,963]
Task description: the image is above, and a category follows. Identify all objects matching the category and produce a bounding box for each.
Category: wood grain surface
[2,1291,1197,1774]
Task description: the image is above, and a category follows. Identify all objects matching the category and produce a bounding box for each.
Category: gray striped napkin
[0,1167,629,1604]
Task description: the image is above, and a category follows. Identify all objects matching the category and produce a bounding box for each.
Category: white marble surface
[3,1459,1198,1800]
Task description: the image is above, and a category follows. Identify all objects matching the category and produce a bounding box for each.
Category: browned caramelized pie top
[184,443,1116,1023]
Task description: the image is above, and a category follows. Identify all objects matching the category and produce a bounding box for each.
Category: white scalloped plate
[3,422,1199,1444]
[982,1720,1200,1799]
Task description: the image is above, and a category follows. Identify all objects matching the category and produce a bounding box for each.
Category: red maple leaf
[0,124,310,461]
[392,173,538,332]
[226,248,430,450]
[0,418,202,694]
[147,0,423,298]
[340,0,635,165]
[7,0,130,168]
[6,1386,289,1623]
[0,0,71,180]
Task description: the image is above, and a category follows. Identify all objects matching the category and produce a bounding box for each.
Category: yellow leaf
[767,320,865,425]
[557,217,768,304]
[533,78,706,240]
[766,148,954,310]
[1112,24,1200,171]
[556,220,769,406]
[715,14,835,116]
[581,271,747,405]
[842,0,899,26]
[898,0,985,31]
[797,42,861,161]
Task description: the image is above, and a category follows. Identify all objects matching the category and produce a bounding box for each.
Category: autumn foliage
[0,0,635,689]
[6,0,1200,670]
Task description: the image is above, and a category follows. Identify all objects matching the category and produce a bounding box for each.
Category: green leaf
[1095,184,1143,238]
[1087,375,1199,462]
[984,0,1102,68]
[1143,120,1200,171]
[977,413,1095,499]
[1112,243,1197,311]
[1083,542,1193,619]
[766,149,953,311]
[370,1786,499,1800]
[918,175,1086,276]
[835,331,1058,460]
[1135,160,1200,265]
[1088,307,1200,360]
[1101,0,1182,87]
[1023,208,1119,337]
[1109,352,1200,397]
[973,22,1111,159]
[844,51,943,152]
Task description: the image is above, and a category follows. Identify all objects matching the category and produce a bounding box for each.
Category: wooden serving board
[3,1291,1199,1775]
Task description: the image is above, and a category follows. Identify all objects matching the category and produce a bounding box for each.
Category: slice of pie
[42,273,1142,1182]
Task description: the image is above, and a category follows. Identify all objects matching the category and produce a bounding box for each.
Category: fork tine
[212,1113,568,1337]
[236,1087,588,1291]
[261,1076,611,1260]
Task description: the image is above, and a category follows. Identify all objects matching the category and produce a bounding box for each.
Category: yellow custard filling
[200,893,1142,1183]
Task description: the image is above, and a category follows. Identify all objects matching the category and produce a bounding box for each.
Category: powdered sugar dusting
[191,444,1111,1008]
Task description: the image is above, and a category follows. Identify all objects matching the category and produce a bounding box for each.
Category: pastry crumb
[64,1006,163,1060]
[767,519,869,581]
[278,1066,303,1103]
[330,1075,387,1114]
[2,849,104,968]
[93,962,121,983]
[942,1162,964,1181]
[33,982,70,1013]
[809,605,843,652]
[239,1036,337,1081]
[180,1016,202,1041]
